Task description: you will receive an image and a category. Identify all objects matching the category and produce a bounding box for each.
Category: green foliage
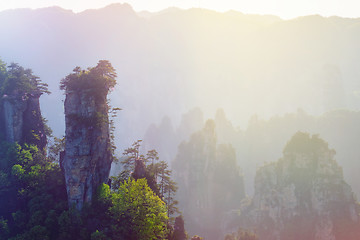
[0,142,68,239]
[0,58,180,239]
[113,140,179,219]
[0,59,50,150]
[60,60,117,94]
[109,178,169,240]
[97,183,111,201]
[117,140,160,195]
[0,58,181,239]
[158,161,179,218]
[11,164,25,178]
[48,178,172,240]
[119,140,143,180]
[0,61,50,95]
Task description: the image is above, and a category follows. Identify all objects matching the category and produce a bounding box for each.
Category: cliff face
[1,91,47,149]
[61,60,116,210]
[2,95,27,142]
[63,89,112,210]
[236,133,360,240]
[173,120,245,240]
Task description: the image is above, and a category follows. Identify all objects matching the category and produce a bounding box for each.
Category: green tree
[0,142,68,240]
[0,60,50,148]
[120,140,143,181]
[60,60,117,94]
[109,178,169,240]
[114,141,179,219]
[157,161,179,218]
[1,62,49,95]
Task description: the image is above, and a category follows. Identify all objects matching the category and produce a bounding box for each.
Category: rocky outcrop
[235,132,360,240]
[1,91,47,149]
[61,60,116,211]
[63,89,112,210]
[2,94,27,143]
[173,120,245,240]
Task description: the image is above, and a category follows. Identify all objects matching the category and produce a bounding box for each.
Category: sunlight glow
[0,0,360,19]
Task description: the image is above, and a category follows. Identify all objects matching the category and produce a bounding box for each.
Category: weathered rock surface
[63,89,112,210]
[234,132,360,240]
[1,91,47,149]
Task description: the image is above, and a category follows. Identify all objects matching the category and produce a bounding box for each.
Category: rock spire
[61,60,117,210]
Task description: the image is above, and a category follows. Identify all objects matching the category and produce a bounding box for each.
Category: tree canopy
[60,60,117,93]
[113,140,179,219]
[109,179,169,239]
[0,61,49,96]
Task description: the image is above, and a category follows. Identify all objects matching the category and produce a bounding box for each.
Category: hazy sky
[0,0,360,19]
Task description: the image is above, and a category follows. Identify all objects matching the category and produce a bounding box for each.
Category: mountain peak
[80,3,135,16]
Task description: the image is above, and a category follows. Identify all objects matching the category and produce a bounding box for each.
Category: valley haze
[1,3,360,239]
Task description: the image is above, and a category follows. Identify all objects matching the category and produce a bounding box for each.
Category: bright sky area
[0,0,360,19]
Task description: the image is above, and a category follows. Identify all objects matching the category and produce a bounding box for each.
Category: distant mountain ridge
[1,3,360,155]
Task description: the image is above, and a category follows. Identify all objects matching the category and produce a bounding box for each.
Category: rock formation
[0,63,47,150]
[234,132,360,240]
[2,94,28,143]
[173,120,245,240]
[62,60,116,210]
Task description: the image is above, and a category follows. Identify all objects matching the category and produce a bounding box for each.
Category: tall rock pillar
[62,60,116,210]
[63,90,112,210]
